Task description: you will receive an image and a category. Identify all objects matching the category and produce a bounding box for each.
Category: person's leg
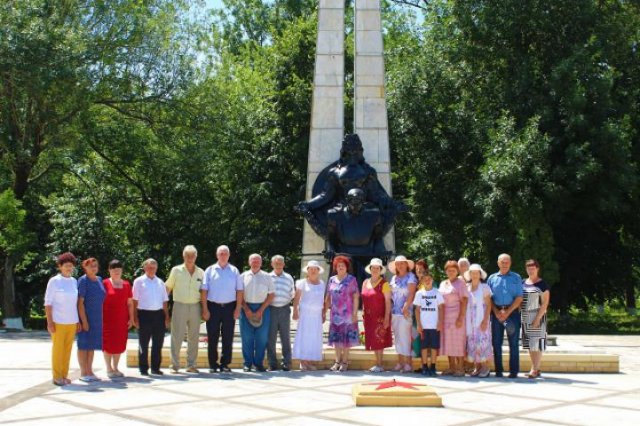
[185,303,201,369]
[62,324,76,381]
[87,350,95,376]
[220,303,236,368]
[138,311,152,374]
[391,316,403,367]
[280,305,292,368]
[206,302,221,369]
[77,350,87,377]
[113,353,121,373]
[104,352,114,374]
[491,314,505,375]
[240,308,255,368]
[375,350,383,367]
[266,305,279,368]
[254,307,271,369]
[530,350,542,371]
[506,312,521,375]
[152,310,166,372]
[170,302,187,371]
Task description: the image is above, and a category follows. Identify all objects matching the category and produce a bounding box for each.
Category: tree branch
[390,0,429,10]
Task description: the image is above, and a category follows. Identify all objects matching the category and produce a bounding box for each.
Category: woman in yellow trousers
[44,252,82,386]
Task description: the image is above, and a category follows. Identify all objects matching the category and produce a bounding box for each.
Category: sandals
[392,363,403,372]
[453,370,465,377]
[329,362,341,372]
[299,363,309,371]
[53,379,65,386]
[440,368,454,376]
[527,370,541,379]
[369,365,384,373]
[339,363,349,372]
[402,364,413,373]
[478,367,491,378]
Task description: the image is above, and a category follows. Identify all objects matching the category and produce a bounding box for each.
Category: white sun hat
[303,260,325,275]
[463,263,487,281]
[365,258,386,275]
[388,255,415,275]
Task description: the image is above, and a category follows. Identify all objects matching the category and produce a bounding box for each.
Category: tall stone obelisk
[301,0,394,274]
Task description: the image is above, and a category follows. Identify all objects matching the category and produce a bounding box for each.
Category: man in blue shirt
[487,253,523,378]
[200,245,244,373]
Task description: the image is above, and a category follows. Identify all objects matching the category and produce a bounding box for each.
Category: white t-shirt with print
[413,287,444,329]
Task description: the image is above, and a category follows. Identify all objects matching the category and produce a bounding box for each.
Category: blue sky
[206,0,224,9]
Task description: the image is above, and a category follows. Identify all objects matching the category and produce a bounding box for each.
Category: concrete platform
[125,337,620,373]
[1,333,638,426]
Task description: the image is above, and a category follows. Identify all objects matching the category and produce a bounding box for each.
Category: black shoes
[219,365,232,373]
[267,365,279,372]
[243,365,252,372]
[150,370,164,375]
[495,371,504,378]
[255,365,266,372]
[140,371,149,376]
[281,364,290,372]
[508,372,518,379]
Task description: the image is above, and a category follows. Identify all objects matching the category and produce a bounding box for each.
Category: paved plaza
[1,332,639,425]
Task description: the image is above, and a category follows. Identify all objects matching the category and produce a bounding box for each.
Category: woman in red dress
[361,258,392,372]
[102,259,133,378]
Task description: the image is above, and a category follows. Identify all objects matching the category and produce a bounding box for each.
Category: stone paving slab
[1,333,639,425]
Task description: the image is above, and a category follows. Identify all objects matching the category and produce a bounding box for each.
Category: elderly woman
[361,258,392,372]
[458,258,471,282]
[465,264,493,378]
[439,260,469,376]
[45,252,81,386]
[102,259,133,378]
[77,258,106,382]
[522,259,550,379]
[325,256,359,372]
[389,255,418,373]
[292,260,327,371]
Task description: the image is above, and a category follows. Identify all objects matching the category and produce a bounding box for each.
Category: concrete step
[126,343,618,373]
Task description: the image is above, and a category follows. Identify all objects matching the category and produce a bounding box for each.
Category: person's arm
[403,282,417,318]
[456,288,468,328]
[45,305,55,334]
[533,290,550,327]
[78,297,89,331]
[292,287,302,321]
[414,305,422,337]
[481,293,491,331]
[165,269,175,296]
[132,299,140,328]
[200,290,210,321]
[383,289,391,329]
[257,293,275,319]
[506,296,523,317]
[127,298,134,328]
[163,301,170,327]
[352,291,359,324]
[437,303,444,332]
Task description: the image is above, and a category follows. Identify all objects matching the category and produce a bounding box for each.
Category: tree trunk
[625,281,637,316]
[2,255,23,329]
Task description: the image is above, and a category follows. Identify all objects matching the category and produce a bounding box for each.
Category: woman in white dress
[292,260,327,371]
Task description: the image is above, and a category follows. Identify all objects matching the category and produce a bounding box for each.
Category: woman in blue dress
[77,258,106,382]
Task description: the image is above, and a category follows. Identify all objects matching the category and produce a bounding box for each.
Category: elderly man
[266,255,295,372]
[487,253,523,378]
[240,254,275,372]
[166,245,204,374]
[200,245,243,373]
[133,259,169,376]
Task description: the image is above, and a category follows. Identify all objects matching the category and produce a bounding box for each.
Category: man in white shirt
[240,254,275,372]
[200,245,244,373]
[133,258,169,376]
[266,255,295,371]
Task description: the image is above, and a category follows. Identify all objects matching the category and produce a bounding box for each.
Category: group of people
[44,245,550,386]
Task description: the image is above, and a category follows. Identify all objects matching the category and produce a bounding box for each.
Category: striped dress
[521,280,549,352]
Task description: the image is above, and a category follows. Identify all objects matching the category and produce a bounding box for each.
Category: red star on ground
[366,379,424,391]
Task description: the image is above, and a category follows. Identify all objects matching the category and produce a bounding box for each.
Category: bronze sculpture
[296,134,407,282]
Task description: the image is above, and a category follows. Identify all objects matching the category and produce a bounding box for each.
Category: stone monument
[298,0,402,280]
